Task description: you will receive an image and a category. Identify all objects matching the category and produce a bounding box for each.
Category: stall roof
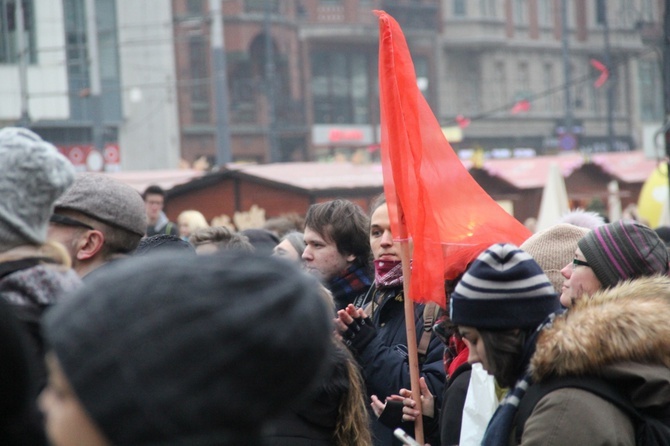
[105,169,206,193]
[479,151,656,189]
[105,151,657,195]
[590,151,662,184]
[232,162,384,190]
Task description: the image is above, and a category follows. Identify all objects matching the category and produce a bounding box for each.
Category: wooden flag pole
[396,199,424,444]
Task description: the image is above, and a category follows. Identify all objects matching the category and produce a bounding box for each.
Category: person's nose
[560,262,572,279]
[302,246,312,261]
[380,230,393,247]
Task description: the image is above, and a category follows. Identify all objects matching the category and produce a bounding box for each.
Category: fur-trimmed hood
[531,275,670,381]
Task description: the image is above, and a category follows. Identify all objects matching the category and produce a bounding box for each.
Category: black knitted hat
[43,252,333,445]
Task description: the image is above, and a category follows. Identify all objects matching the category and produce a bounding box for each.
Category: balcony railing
[381,0,440,31]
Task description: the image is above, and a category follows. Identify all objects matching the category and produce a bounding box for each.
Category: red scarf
[374,259,404,289]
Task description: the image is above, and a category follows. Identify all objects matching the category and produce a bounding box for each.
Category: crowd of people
[1,126,669,445]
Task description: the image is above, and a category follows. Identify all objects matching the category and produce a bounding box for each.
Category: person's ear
[75,230,105,261]
[346,253,356,263]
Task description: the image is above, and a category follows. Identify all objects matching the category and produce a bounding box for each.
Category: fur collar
[531,275,670,381]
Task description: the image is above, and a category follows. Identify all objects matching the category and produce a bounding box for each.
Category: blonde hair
[0,241,72,269]
[177,210,209,235]
[334,341,373,446]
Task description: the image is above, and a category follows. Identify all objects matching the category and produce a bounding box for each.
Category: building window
[595,0,606,25]
[63,0,121,122]
[514,0,527,25]
[311,51,370,124]
[639,60,662,122]
[0,0,36,64]
[188,35,211,123]
[479,0,496,18]
[538,0,551,27]
[641,0,654,21]
[453,0,466,17]
[186,0,202,15]
[246,0,278,13]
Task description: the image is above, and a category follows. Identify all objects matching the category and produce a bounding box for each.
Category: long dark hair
[479,329,528,388]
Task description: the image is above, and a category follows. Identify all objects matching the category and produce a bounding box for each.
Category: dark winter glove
[377,399,404,428]
[342,316,376,354]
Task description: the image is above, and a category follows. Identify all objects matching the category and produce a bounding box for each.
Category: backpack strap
[165,222,177,236]
[515,375,643,444]
[417,302,441,364]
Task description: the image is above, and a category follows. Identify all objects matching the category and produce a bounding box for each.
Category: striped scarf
[328,263,372,309]
[481,311,562,446]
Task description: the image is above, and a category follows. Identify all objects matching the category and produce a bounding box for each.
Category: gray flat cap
[54,173,146,236]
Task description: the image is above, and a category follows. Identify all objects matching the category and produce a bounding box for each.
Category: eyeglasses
[572,258,590,269]
[49,214,94,230]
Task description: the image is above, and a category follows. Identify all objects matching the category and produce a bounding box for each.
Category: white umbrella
[536,163,570,232]
[607,180,622,223]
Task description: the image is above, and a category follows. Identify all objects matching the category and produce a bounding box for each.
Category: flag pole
[395,199,424,444]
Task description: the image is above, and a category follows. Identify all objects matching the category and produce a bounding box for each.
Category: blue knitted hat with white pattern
[450,243,561,330]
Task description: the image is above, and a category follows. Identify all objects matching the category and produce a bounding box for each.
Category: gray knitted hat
[521,223,590,293]
[54,173,146,236]
[44,252,333,445]
[578,220,669,289]
[450,243,561,330]
[0,127,75,250]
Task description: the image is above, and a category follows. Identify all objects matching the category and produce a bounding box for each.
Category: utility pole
[601,1,615,152]
[561,0,574,147]
[16,0,30,127]
[209,0,233,165]
[664,0,670,205]
[264,1,279,162]
[85,0,104,166]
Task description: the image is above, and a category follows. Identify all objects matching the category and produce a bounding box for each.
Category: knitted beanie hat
[450,243,561,330]
[43,252,333,445]
[54,173,146,236]
[0,127,75,250]
[578,220,669,289]
[520,223,590,293]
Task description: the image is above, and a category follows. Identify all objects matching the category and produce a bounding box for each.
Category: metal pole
[210,0,233,165]
[561,0,573,136]
[15,0,30,126]
[85,0,104,164]
[664,0,670,212]
[602,2,615,151]
[264,1,279,162]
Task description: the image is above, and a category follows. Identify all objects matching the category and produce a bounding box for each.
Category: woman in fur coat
[451,244,670,446]
[519,275,670,445]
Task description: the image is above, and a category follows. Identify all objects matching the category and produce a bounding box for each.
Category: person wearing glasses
[48,173,146,281]
[559,219,670,307]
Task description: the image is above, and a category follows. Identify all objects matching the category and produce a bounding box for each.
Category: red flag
[590,58,609,88]
[511,99,531,114]
[376,11,532,307]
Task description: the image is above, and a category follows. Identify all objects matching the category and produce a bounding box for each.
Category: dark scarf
[481,312,562,446]
[328,263,372,309]
[373,259,404,289]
